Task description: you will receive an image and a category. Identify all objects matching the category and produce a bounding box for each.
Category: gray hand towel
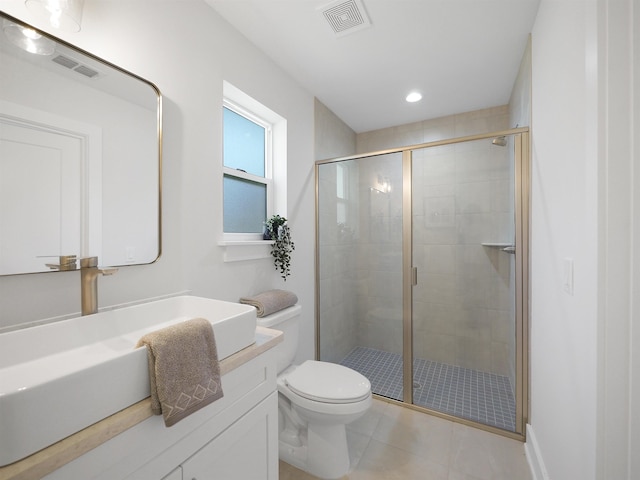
[239,289,298,317]
[136,318,223,427]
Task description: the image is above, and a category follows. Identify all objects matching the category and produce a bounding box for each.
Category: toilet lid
[284,360,371,404]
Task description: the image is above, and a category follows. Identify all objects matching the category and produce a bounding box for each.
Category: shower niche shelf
[482,243,516,254]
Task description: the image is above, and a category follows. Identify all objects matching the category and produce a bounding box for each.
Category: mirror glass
[0,11,161,275]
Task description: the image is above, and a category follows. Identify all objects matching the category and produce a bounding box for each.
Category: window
[221,81,287,245]
[223,103,272,234]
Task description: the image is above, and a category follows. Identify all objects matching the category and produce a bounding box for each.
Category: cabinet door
[181,392,278,480]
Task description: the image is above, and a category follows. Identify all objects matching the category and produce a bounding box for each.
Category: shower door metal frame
[402,150,414,405]
[315,127,530,441]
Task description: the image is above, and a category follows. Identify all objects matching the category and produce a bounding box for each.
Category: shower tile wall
[412,140,513,378]
[356,106,510,154]
[356,106,516,386]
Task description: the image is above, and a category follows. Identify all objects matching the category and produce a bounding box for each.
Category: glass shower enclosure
[316,129,529,438]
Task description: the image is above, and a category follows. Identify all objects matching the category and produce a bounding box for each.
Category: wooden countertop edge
[0,327,283,480]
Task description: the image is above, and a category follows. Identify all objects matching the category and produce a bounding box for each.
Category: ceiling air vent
[320,0,371,37]
[73,64,99,78]
[52,54,79,69]
[52,54,100,78]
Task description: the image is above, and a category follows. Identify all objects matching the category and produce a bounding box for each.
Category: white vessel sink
[0,295,257,467]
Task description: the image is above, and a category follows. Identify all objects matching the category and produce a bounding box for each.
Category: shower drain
[413,381,422,389]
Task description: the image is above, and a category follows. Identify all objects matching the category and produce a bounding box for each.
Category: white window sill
[218,240,274,262]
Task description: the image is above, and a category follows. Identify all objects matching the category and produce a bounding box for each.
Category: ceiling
[206,0,540,133]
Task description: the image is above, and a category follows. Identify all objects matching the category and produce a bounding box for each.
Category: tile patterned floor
[279,399,532,480]
[340,347,516,431]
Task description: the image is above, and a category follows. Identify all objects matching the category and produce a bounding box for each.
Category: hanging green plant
[264,215,295,280]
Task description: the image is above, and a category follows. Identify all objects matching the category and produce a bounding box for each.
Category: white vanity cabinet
[42,337,280,480]
[180,393,277,480]
[128,392,278,480]
[158,392,277,480]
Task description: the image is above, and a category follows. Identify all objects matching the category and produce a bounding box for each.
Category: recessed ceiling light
[406,91,422,103]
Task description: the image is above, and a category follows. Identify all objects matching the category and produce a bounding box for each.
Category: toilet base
[279,423,350,479]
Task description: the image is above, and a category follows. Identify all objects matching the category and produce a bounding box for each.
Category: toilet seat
[284,360,371,404]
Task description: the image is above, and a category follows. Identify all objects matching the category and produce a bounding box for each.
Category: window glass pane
[337,201,346,224]
[223,107,265,177]
[223,175,266,233]
[337,163,347,199]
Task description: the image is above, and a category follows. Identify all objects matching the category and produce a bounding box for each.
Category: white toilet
[257,304,371,479]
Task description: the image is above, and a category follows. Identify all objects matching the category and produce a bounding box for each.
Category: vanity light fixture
[2,19,55,55]
[25,0,85,32]
[405,91,422,103]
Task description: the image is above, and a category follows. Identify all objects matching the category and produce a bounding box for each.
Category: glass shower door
[317,152,405,402]
[316,129,529,437]
[410,134,520,432]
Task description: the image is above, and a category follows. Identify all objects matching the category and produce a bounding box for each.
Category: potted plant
[264,215,295,280]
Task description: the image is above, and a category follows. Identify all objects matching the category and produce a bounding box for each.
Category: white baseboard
[525,424,550,480]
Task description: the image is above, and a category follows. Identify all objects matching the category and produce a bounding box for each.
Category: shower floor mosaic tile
[340,346,516,431]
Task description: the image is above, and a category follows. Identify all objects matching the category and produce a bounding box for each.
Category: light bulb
[405,92,422,103]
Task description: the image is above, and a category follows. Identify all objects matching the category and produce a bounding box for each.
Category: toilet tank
[256,304,301,374]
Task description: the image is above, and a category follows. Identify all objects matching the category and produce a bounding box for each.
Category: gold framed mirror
[0,11,162,275]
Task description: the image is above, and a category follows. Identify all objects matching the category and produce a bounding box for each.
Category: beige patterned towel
[239,289,298,317]
[136,318,223,427]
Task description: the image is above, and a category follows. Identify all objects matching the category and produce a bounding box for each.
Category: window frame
[222,99,274,240]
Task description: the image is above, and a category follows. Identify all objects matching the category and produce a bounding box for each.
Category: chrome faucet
[80,257,118,316]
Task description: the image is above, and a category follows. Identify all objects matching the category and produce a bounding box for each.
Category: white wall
[527,0,599,479]
[594,0,637,478]
[0,0,316,364]
[509,36,531,130]
[529,0,640,478]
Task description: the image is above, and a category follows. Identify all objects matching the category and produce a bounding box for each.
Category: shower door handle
[412,267,418,286]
